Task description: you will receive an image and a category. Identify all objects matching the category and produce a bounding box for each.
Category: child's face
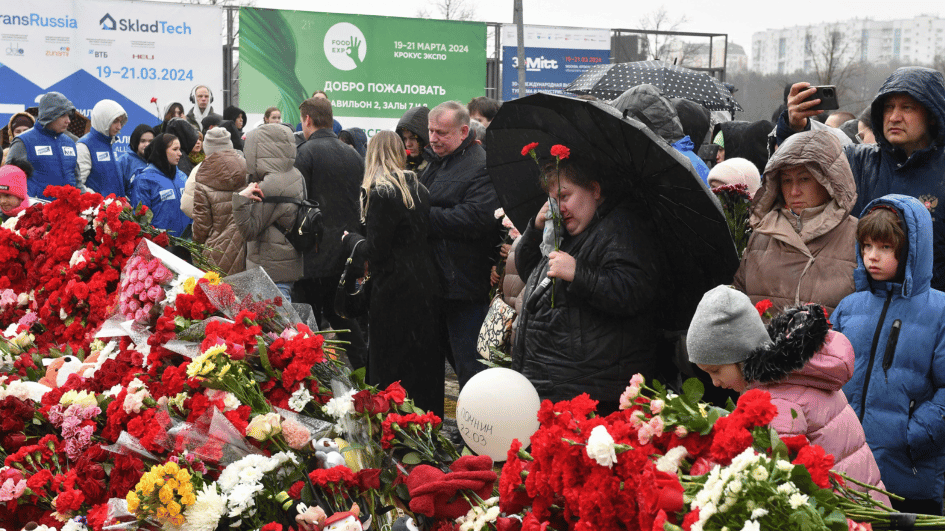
[861,237,899,282]
[0,192,23,213]
[697,363,748,393]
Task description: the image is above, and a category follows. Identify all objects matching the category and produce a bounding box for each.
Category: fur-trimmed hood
[742,303,846,391]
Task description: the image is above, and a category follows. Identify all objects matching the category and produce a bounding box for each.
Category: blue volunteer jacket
[79,128,126,198]
[834,194,945,500]
[129,164,191,238]
[117,152,149,191]
[17,122,78,200]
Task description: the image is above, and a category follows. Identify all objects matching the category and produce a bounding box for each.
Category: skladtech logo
[323,22,366,71]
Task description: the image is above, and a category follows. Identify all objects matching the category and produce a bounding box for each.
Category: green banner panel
[240,8,486,128]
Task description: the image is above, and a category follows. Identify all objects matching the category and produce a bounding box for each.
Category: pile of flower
[0,188,939,531]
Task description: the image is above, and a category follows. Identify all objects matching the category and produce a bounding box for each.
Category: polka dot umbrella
[485,92,739,330]
[565,60,742,112]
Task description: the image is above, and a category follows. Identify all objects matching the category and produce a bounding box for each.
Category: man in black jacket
[421,101,500,388]
[294,97,367,368]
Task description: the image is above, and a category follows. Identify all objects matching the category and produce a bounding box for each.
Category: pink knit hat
[0,164,29,216]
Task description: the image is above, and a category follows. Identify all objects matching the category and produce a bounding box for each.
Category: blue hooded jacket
[672,135,710,184]
[834,194,945,500]
[780,67,945,289]
[129,164,191,238]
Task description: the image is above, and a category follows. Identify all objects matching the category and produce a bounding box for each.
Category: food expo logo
[323,22,366,71]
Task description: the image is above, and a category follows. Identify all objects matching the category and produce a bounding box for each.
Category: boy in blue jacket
[834,194,945,515]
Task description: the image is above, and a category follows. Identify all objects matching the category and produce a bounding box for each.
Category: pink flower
[494,208,506,219]
[143,276,154,289]
[282,418,311,449]
[630,410,646,426]
[648,416,665,434]
[619,384,640,409]
[675,426,688,438]
[153,265,173,283]
[0,478,27,501]
[638,422,656,445]
[0,289,16,307]
[147,259,159,273]
[630,374,645,387]
[650,399,664,415]
[146,285,163,302]
[134,309,148,322]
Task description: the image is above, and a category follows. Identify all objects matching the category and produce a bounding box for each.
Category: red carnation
[550,144,570,160]
[150,97,158,103]
[755,298,773,318]
[521,142,539,157]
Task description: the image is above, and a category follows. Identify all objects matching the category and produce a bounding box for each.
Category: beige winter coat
[193,150,247,275]
[232,124,304,283]
[733,130,858,316]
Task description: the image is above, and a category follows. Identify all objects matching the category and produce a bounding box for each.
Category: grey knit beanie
[203,126,233,156]
[687,285,772,365]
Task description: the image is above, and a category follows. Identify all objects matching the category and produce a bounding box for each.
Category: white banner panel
[0,0,222,151]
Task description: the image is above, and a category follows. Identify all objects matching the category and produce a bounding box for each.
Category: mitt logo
[35,146,53,156]
[324,22,366,71]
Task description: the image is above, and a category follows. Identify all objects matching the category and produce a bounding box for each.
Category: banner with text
[239,8,486,136]
[0,0,222,153]
[501,25,610,101]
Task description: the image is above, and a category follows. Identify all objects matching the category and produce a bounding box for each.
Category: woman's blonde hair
[362,130,416,221]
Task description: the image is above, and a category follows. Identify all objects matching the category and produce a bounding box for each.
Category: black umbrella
[485,92,739,330]
[566,60,742,112]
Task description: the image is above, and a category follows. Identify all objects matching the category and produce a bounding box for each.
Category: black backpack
[261,196,323,254]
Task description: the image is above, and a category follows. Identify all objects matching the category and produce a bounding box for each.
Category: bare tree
[804,25,864,100]
[638,6,688,61]
[416,0,476,21]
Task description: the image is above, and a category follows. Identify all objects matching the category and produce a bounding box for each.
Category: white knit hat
[203,126,233,156]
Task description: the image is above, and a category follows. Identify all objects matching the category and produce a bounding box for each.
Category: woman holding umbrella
[512,155,661,414]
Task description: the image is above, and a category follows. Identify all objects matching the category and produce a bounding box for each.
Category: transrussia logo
[324,22,366,71]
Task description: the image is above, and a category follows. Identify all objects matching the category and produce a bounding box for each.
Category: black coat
[342,175,442,415]
[512,198,661,403]
[295,128,365,278]
[420,135,500,301]
[713,120,773,175]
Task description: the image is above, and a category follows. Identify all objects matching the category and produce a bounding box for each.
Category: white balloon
[455,368,541,462]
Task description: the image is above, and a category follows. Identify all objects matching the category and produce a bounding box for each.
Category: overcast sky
[257,0,944,63]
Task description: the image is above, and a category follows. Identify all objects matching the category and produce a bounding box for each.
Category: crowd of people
[3,67,945,513]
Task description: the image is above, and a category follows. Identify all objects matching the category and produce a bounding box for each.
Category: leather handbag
[476,294,517,359]
[334,240,371,319]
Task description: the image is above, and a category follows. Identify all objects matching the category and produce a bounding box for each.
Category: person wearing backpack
[233,123,305,302]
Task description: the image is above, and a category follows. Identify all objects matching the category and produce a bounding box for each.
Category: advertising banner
[0,0,222,153]
[501,25,610,101]
[239,8,486,136]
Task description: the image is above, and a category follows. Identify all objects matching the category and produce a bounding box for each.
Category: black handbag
[334,240,371,319]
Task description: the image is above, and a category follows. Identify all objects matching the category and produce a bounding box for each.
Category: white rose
[740,520,760,531]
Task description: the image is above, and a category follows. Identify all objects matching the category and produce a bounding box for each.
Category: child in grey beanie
[686,285,771,393]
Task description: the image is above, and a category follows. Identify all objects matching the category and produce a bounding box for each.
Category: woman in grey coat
[232,123,305,301]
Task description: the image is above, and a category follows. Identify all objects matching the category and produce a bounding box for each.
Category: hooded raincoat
[733,130,858,316]
[834,194,945,501]
[396,106,430,173]
[117,125,154,190]
[77,99,127,198]
[232,124,304,283]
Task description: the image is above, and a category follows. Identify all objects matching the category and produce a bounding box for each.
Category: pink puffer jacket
[751,330,891,507]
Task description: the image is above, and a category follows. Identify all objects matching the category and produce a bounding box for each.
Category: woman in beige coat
[192,148,247,275]
[232,124,305,301]
[733,130,858,316]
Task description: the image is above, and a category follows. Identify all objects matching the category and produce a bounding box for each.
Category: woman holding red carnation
[687,285,889,505]
[512,155,661,414]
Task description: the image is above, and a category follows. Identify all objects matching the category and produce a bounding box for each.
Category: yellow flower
[699,403,708,418]
[203,271,221,285]
[218,363,231,377]
[165,478,179,491]
[126,491,140,513]
[164,462,180,475]
[183,277,197,295]
[155,506,169,519]
[167,500,182,517]
[180,491,197,506]
[176,469,191,482]
[159,485,174,504]
[170,514,186,526]
[139,480,155,497]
